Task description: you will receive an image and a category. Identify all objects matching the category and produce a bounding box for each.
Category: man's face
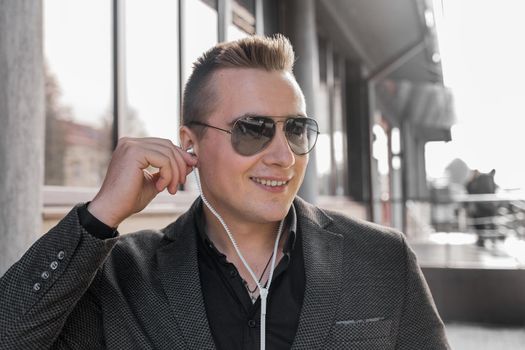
[195,68,308,225]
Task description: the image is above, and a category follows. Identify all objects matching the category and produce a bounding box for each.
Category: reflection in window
[44,0,111,187]
[232,0,255,33]
[125,1,180,142]
[228,0,255,40]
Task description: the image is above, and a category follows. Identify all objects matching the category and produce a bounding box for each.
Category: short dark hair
[182,34,296,136]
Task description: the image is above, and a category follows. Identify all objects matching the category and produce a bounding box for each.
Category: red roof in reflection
[58,119,109,148]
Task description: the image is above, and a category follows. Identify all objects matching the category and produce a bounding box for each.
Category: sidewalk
[409,232,525,348]
[446,323,525,350]
[409,232,525,269]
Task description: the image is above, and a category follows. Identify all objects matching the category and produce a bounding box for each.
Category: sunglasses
[189,116,319,156]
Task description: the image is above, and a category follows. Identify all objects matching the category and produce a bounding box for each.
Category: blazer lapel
[156,200,216,350]
[291,198,344,349]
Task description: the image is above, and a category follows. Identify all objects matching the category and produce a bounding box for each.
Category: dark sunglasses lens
[285,118,319,155]
[231,117,275,156]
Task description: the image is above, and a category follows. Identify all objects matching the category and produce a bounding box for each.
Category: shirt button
[50,261,59,270]
[33,283,41,292]
[229,269,237,278]
[41,271,50,280]
[247,319,256,328]
[57,251,65,260]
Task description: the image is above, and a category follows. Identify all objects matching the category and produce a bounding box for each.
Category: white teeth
[252,177,289,187]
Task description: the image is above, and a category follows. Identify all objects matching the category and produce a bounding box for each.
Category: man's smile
[250,176,291,188]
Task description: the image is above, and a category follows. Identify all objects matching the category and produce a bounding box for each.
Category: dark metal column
[112,0,127,150]
[345,62,374,220]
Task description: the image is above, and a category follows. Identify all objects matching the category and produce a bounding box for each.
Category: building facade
[0,0,454,274]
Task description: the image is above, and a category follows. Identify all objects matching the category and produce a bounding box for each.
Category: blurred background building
[1,0,524,347]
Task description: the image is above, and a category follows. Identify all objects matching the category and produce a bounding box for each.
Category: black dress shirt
[78,202,305,350]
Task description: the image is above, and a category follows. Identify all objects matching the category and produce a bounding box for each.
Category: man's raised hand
[87,137,197,228]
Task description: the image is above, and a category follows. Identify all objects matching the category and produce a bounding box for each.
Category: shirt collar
[283,203,297,255]
[195,200,298,260]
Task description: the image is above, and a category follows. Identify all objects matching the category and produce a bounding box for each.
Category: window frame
[43,0,263,211]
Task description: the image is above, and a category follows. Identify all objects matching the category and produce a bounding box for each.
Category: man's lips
[250,176,291,187]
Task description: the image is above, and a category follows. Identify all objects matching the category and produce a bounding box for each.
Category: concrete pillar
[402,123,429,201]
[282,0,319,204]
[0,1,44,275]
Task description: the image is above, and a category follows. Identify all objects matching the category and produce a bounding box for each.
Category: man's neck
[202,205,285,263]
[201,205,290,296]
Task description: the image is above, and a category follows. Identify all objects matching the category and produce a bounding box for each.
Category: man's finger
[140,148,173,192]
[173,147,194,185]
[150,140,197,187]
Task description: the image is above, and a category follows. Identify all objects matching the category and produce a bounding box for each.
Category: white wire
[192,167,284,350]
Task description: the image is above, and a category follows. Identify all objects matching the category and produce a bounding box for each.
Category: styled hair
[182,34,296,134]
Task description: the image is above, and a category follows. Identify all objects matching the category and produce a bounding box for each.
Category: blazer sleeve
[395,237,451,350]
[0,204,119,349]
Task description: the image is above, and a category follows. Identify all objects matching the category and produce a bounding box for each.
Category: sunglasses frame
[189,116,319,156]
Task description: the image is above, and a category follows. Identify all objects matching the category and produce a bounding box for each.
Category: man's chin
[205,190,294,224]
[247,201,293,224]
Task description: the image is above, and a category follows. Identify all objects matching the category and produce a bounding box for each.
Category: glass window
[201,0,218,9]
[318,38,327,83]
[182,0,219,84]
[315,42,347,196]
[125,1,180,143]
[228,22,250,41]
[315,89,331,195]
[181,0,219,191]
[332,60,346,196]
[315,37,332,196]
[372,121,392,226]
[44,0,112,187]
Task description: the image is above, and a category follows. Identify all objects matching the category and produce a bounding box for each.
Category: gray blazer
[0,197,450,349]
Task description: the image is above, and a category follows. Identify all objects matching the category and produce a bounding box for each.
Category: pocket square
[331,317,392,342]
[336,317,385,325]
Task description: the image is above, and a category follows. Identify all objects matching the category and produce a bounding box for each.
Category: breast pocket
[325,318,393,350]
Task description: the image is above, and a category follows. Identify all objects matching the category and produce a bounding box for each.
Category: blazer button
[33,283,41,292]
[247,319,256,328]
[57,251,65,260]
[41,271,50,280]
[50,261,59,270]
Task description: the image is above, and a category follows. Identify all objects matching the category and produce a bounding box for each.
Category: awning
[317,0,443,84]
[316,0,455,141]
[376,80,456,141]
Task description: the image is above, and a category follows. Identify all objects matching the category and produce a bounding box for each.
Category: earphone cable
[192,167,283,350]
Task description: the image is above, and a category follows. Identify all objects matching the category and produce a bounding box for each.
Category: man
[0,35,450,349]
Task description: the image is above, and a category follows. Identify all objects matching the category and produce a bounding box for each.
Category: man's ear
[179,125,199,156]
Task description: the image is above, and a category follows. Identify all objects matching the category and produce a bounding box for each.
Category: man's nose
[262,127,295,168]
